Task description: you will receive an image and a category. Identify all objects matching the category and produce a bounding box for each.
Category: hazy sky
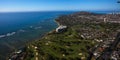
[0,0,119,12]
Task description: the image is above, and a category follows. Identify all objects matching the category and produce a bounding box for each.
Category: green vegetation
[10,12,120,60]
[25,22,120,60]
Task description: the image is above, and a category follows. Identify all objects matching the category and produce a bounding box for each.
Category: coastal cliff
[9,12,120,60]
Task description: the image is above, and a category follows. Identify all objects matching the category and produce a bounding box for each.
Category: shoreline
[8,11,120,60]
[0,11,75,60]
[7,18,61,59]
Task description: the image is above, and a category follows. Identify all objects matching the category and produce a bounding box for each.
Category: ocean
[0,11,75,35]
[0,11,75,59]
[0,11,118,59]
[0,11,118,35]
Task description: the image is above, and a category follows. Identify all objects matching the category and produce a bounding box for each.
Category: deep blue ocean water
[0,11,75,35]
[0,11,119,35]
[0,11,75,59]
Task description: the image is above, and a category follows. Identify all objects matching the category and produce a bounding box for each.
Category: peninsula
[9,11,120,60]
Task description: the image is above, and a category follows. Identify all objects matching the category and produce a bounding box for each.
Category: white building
[56,25,67,33]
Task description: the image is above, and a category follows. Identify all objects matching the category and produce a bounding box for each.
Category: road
[97,32,120,60]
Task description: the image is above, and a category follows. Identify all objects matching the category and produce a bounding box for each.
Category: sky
[0,0,120,12]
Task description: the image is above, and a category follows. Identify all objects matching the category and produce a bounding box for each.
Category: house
[56,25,67,33]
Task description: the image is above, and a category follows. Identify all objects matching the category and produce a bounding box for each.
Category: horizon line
[0,10,119,13]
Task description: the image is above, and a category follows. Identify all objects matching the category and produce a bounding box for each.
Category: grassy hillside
[9,12,120,60]
[25,22,120,60]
